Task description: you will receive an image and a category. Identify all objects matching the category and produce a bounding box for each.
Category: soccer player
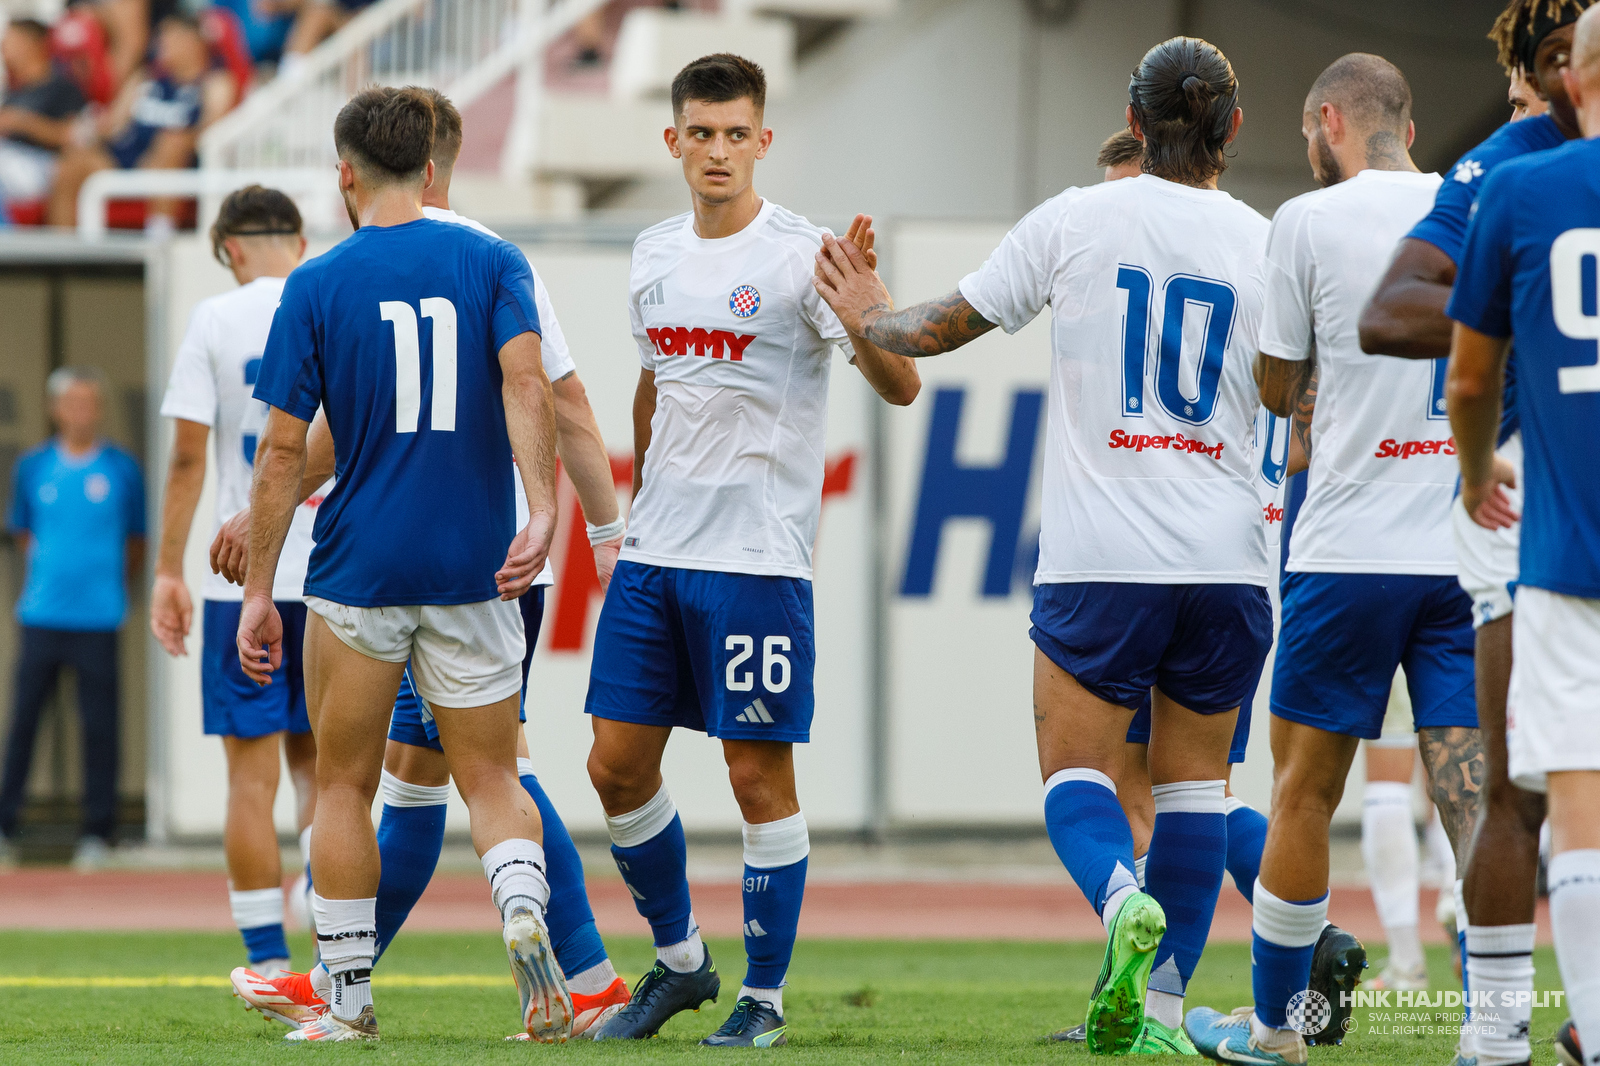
[583,53,919,1047]
[1183,54,1478,1066]
[1358,5,1588,1063]
[238,86,571,1042]
[1097,128,1144,181]
[1448,8,1600,1062]
[816,37,1272,1056]
[152,185,319,977]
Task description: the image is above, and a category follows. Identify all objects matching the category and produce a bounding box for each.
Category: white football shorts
[1451,433,1522,629]
[305,596,524,708]
[1506,585,1600,794]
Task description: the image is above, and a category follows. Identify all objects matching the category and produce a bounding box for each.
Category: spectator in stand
[0,19,87,209]
[211,0,293,68]
[47,13,237,229]
[97,0,181,90]
[278,0,371,68]
[0,368,145,872]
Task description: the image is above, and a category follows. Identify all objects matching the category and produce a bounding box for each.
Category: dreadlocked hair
[1489,0,1591,75]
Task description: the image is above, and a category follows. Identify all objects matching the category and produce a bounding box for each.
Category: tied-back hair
[1128,36,1238,185]
[1490,0,1592,75]
[210,184,302,267]
[333,85,436,180]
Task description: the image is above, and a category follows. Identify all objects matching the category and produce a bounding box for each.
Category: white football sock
[229,886,284,932]
[1426,807,1456,885]
[481,838,550,919]
[657,918,705,973]
[1465,923,1536,1066]
[1102,883,1138,934]
[310,894,376,1021]
[740,984,782,1014]
[1145,987,1183,1028]
[1134,852,1148,890]
[567,958,619,996]
[1361,781,1420,946]
[1549,850,1600,1066]
[1384,924,1426,974]
[298,825,313,862]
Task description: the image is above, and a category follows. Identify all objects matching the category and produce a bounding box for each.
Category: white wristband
[586,518,625,545]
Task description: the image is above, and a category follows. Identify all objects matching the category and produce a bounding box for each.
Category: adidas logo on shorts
[735,698,775,724]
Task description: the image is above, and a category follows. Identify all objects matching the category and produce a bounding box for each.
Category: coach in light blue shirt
[0,367,144,869]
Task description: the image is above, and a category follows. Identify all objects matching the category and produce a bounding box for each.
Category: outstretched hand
[1463,454,1519,530]
[813,215,894,336]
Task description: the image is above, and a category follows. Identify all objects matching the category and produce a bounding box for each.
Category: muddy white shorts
[1452,433,1522,629]
[305,597,524,708]
[1506,585,1600,793]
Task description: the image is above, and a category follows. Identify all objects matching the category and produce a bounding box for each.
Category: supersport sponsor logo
[1374,437,1456,459]
[1107,428,1226,460]
[645,326,756,361]
[1263,503,1284,526]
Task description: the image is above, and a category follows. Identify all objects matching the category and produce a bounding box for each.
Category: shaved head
[1575,4,1600,75]
[1305,52,1412,134]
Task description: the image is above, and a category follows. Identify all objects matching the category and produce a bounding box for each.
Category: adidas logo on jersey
[641,281,666,306]
[1374,436,1456,459]
[735,698,775,725]
[645,326,756,361]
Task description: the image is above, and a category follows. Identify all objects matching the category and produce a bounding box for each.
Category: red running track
[0,870,1553,944]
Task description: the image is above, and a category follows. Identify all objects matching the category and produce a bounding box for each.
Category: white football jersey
[623,199,849,580]
[1254,408,1290,553]
[960,174,1272,585]
[424,206,577,588]
[1258,169,1452,575]
[160,276,323,602]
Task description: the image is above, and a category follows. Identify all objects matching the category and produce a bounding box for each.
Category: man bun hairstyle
[1490,0,1592,76]
[1097,128,1144,169]
[670,53,767,120]
[419,88,464,169]
[1128,36,1238,185]
[333,85,436,180]
[210,184,303,267]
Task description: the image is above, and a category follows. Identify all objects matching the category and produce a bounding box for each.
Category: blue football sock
[606,785,694,948]
[373,771,450,960]
[741,813,810,990]
[519,763,608,977]
[1144,780,1227,996]
[241,923,290,964]
[1044,768,1138,917]
[1251,883,1329,1029]
[1224,797,1268,904]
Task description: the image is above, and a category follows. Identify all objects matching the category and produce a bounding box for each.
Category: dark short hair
[419,88,464,168]
[670,53,766,120]
[7,18,52,43]
[1128,36,1238,185]
[1306,53,1412,133]
[210,185,303,267]
[333,85,436,181]
[1097,129,1143,169]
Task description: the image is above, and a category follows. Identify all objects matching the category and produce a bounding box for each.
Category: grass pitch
[0,931,1569,1063]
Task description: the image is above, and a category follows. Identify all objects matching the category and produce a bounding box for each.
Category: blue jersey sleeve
[6,453,32,535]
[1407,115,1564,265]
[254,269,324,421]
[490,241,541,352]
[1407,176,1476,264]
[118,451,146,537]
[1446,166,1519,338]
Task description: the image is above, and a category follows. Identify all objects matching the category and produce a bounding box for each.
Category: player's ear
[664,125,681,159]
[295,235,308,261]
[1125,104,1144,142]
[1405,119,1415,149]
[422,159,435,191]
[756,126,772,159]
[337,158,355,192]
[1226,106,1243,145]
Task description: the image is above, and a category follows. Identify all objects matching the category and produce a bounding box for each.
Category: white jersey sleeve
[529,265,576,381]
[958,197,1067,335]
[800,248,849,346]
[1258,193,1318,363]
[160,302,219,426]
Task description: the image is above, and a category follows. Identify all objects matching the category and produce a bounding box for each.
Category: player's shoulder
[633,211,692,256]
[761,202,828,249]
[1448,114,1566,188]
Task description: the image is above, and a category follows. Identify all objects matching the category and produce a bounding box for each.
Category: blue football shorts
[1271,571,1477,740]
[202,599,311,737]
[387,586,543,752]
[585,561,816,743]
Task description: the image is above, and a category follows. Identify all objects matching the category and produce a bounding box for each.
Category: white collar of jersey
[680,197,777,248]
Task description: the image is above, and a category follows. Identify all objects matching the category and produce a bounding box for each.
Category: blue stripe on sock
[611,813,693,948]
[374,801,447,960]
[1251,893,1328,1029]
[241,922,290,965]
[1225,804,1267,905]
[1044,778,1136,917]
[521,772,608,976]
[742,856,807,989]
[1145,808,1226,993]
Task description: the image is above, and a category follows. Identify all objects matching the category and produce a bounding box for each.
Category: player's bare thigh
[1033,647,1134,783]
[302,611,405,784]
[588,717,673,816]
[1147,689,1236,785]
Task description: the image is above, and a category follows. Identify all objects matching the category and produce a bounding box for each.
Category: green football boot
[1130,1016,1199,1055]
[1084,891,1167,1055]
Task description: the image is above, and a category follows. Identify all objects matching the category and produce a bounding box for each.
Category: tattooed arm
[1419,725,1485,867]
[1289,358,1318,473]
[813,234,998,358]
[1256,352,1314,420]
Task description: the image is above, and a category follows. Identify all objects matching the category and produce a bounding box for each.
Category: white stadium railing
[75,167,343,241]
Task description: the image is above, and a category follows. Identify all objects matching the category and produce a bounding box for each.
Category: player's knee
[586,746,644,806]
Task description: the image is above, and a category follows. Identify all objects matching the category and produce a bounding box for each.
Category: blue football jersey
[1447,137,1600,599]
[254,218,541,607]
[1409,114,1566,446]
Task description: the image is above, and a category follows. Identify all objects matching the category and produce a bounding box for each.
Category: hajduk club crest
[729,284,761,318]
